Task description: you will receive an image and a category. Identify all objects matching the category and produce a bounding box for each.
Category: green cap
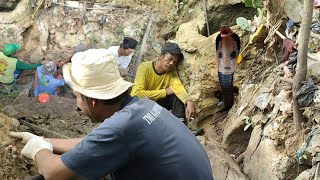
[2,44,20,56]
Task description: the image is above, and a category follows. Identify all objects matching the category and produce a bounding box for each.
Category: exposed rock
[242,125,294,180]
[0,1,147,64]
[0,112,16,142]
[174,14,219,128]
[197,135,206,146]
[299,127,320,165]
[208,0,242,6]
[284,0,303,23]
[223,70,281,153]
[1,105,19,117]
[255,92,273,110]
[205,142,248,180]
[222,84,259,153]
[307,58,320,78]
[295,169,314,180]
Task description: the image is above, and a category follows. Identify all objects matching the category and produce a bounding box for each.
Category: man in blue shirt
[33,61,65,96]
[10,49,214,180]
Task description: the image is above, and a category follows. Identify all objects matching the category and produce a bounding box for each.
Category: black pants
[157,94,185,119]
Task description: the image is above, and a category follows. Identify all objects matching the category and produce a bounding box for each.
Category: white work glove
[21,137,53,160]
[10,131,53,160]
[9,132,40,143]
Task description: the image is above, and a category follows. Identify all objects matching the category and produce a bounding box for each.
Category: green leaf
[243,0,263,8]
[236,17,252,32]
[302,154,308,160]
[242,116,252,124]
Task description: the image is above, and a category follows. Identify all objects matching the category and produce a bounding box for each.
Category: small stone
[7,145,13,150]
[10,118,20,127]
[1,141,10,147]
[11,147,17,154]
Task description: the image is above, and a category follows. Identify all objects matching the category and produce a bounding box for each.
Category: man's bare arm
[46,138,82,154]
[36,150,78,180]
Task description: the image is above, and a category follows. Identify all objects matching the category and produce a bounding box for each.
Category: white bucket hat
[62,49,133,100]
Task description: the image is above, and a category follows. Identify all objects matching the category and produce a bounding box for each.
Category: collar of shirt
[120,95,134,109]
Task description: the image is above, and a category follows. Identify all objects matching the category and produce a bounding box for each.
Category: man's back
[61,97,214,180]
[113,98,213,180]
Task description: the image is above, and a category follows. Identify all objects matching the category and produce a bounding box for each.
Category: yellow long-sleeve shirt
[131,61,191,103]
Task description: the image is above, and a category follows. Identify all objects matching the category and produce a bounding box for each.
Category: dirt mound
[0,145,32,180]
[0,113,34,179]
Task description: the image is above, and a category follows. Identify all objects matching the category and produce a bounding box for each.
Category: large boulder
[0,0,34,44]
[175,14,220,128]
[242,124,302,180]
[222,69,282,153]
[222,84,258,153]
[204,140,248,179]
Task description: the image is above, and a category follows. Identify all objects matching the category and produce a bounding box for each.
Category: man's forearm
[46,138,82,154]
[36,150,77,180]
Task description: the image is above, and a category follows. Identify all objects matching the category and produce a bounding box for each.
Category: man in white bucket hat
[9,49,214,180]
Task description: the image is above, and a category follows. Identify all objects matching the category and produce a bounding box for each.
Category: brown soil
[0,74,96,179]
[0,113,35,179]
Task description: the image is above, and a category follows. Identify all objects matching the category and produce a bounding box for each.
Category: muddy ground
[0,70,98,179]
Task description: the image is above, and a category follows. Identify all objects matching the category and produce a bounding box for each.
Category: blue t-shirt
[61,97,214,180]
[34,66,65,96]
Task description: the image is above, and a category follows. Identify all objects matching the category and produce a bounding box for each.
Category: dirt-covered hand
[185,100,195,121]
[9,132,40,144]
[21,137,53,160]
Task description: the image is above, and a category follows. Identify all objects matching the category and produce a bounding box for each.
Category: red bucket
[38,93,49,103]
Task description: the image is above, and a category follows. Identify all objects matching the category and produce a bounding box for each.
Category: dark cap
[161,42,182,55]
[122,37,138,49]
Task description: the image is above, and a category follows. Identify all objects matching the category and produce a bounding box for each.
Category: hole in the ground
[213,86,239,102]
[201,3,255,36]
[0,1,22,12]
[161,31,177,41]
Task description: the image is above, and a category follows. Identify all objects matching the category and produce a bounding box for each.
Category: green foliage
[236,17,252,32]
[243,0,263,8]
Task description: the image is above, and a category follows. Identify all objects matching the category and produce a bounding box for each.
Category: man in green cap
[0,43,41,85]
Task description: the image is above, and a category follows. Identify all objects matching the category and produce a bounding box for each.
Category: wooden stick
[275,30,286,40]
[203,0,210,36]
[133,15,153,76]
[264,19,282,43]
[52,2,130,10]
[19,120,69,139]
[176,0,179,11]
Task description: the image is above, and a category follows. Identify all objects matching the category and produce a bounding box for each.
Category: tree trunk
[293,0,313,131]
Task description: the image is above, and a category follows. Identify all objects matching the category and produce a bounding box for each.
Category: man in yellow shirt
[131,42,195,124]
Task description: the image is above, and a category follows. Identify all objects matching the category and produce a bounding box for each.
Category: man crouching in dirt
[9,49,214,180]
